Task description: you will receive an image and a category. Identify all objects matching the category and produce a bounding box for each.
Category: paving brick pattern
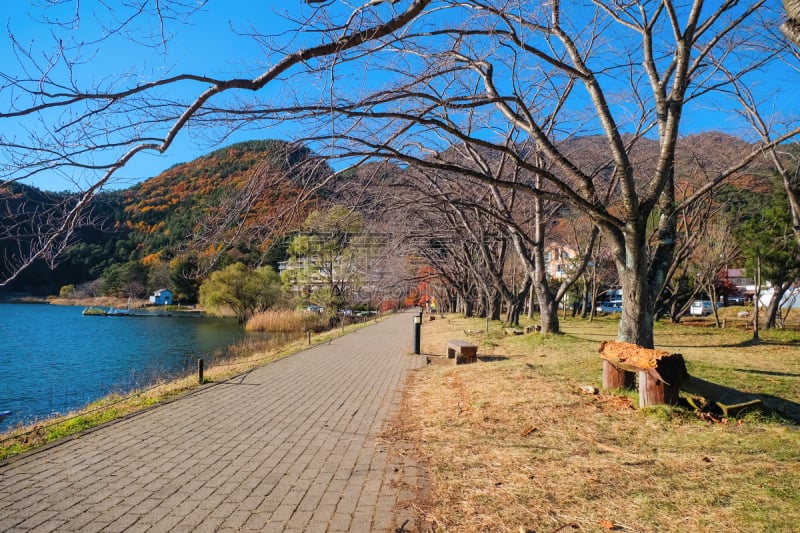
[0,312,427,532]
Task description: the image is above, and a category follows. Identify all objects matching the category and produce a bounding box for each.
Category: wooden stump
[602,360,635,390]
[639,370,680,407]
[599,341,687,407]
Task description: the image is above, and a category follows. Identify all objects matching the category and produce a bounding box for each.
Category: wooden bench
[446,340,478,364]
[599,340,762,415]
[599,340,686,405]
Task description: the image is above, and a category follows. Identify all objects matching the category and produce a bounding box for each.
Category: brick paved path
[0,312,427,532]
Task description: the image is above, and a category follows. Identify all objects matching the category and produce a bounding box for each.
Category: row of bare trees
[364,140,761,335]
[3,1,800,349]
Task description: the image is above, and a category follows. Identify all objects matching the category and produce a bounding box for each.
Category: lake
[0,303,251,432]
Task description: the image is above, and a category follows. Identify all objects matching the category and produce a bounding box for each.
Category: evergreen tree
[737,183,800,328]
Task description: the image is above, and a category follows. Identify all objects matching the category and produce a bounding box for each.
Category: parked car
[597,300,623,313]
[690,300,714,316]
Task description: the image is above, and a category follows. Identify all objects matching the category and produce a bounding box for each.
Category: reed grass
[245,308,325,333]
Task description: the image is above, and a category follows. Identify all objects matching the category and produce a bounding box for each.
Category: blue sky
[2,1,308,191]
[1,1,797,192]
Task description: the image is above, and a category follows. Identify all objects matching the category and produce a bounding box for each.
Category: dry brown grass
[245,308,325,333]
[47,295,149,308]
[402,315,800,532]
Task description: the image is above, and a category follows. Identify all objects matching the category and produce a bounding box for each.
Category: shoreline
[3,295,209,314]
[0,314,384,461]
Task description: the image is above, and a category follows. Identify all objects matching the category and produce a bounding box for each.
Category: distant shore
[0,294,139,306]
[2,294,202,311]
[0,294,51,304]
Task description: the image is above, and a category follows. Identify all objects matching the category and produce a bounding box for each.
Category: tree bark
[505,277,531,326]
[639,370,681,407]
[615,230,655,348]
[765,282,791,329]
[532,192,560,334]
[489,291,502,321]
[463,295,474,318]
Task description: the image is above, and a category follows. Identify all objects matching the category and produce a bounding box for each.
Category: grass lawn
[401,313,800,532]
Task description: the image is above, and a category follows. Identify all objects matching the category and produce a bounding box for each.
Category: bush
[58,284,76,298]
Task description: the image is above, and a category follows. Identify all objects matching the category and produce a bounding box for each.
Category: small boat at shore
[0,410,12,422]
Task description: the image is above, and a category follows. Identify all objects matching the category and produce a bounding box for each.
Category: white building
[544,243,578,279]
[757,285,800,309]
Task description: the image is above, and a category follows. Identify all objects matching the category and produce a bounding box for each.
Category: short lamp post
[413,311,422,354]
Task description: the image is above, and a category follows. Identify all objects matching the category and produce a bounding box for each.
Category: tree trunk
[617,252,655,348]
[765,282,790,329]
[527,283,535,319]
[529,178,560,334]
[579,279,589,318]
[463,297,474,318]
[506,301,521,326]
[505,303,514,325]
[539,298,560,334]
[604,227,654,390]
[505,279,531,326]
[639,370,680,407]
[490,291,502,321]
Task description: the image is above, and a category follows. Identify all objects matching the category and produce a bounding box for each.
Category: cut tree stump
[602,360,636,390]
[599,340,687,407]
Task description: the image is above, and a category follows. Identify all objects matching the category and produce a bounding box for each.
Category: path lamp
[413,309,422,354]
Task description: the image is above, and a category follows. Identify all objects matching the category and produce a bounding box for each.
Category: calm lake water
[0,303,251,432]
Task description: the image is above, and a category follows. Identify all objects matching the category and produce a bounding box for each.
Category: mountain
[0,134,784,298]
[1,140,329,296]
[119,139,327,263]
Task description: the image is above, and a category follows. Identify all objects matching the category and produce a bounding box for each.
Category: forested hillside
[0,140,327,297]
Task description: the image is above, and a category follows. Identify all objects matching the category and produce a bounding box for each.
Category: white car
[690,300,714,316]
[597,300,623,313]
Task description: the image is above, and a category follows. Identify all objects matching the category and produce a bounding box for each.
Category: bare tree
[688,221,740,328]
[189,143,330,274]
[733,82,800,248]
[286,1,799,353]
[0,0,432,283]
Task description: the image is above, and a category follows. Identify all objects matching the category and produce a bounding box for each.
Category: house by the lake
[149,289,173,306]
